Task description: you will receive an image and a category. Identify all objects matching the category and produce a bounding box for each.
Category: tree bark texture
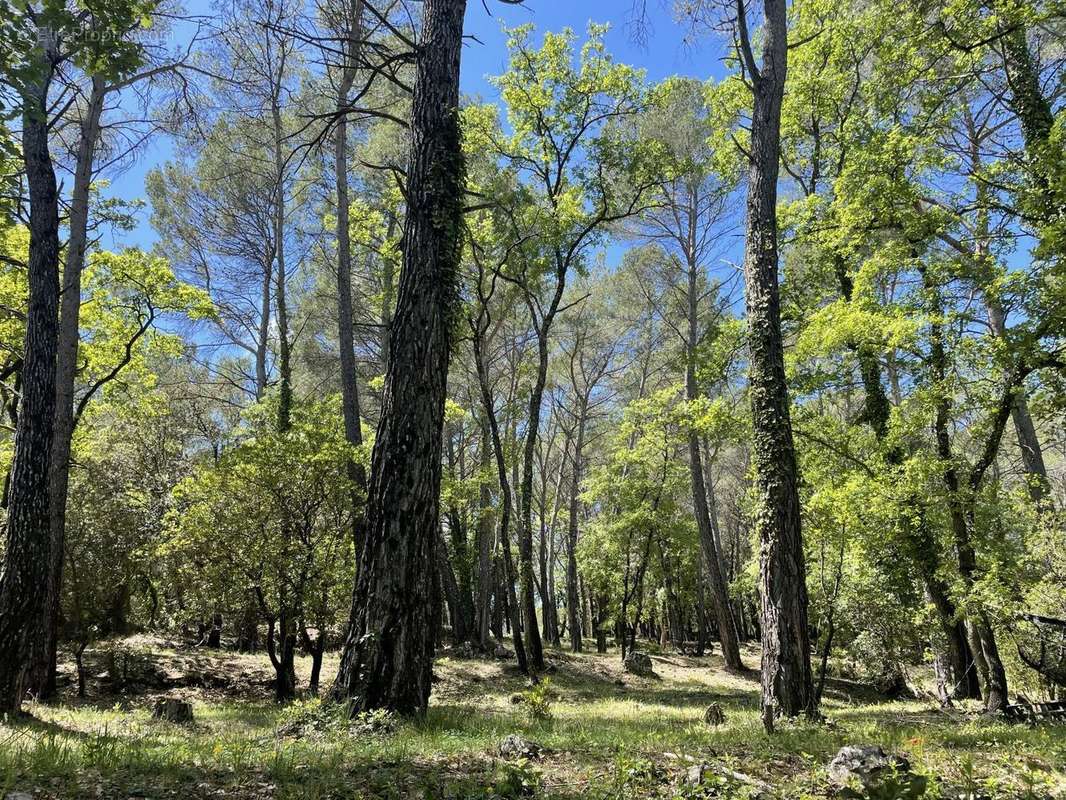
[330,0,468,714]
[0,54,62,713]
[738,0,815,724]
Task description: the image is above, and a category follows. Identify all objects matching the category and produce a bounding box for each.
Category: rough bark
[737,0,815,725]
[25,74,107,699]
[330,0,468,714]
[0,50,62,713]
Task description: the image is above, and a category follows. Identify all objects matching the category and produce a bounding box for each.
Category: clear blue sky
[103,0,729,252]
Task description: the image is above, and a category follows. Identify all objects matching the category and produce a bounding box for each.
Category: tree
[330,0,468,715]
[733,0,815,724]
[0,13,61,713]
[167,398,357,699]
[625,76,745,670]
[479,23,657,669]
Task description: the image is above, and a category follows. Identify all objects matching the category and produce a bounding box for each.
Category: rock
[703,702,725,726]
[684,764,707,786]
[498,734,542,759]
[5,792,34,800]
[682,762,771,797]
[494,644,514,660]
[152,698,194,724]
[828,745,915,789]
[623,650,654,676]
[454,642,475,659]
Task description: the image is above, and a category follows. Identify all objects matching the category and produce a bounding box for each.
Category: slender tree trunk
[472,326,528,672]
[685,259,743,669]
[518,334,550,670]
[334,0,370,543]
[566,409,586,653]
[835,256,979,702]
[0,51,61,714]
[330,0,468,714]
[437,529,469,642]
[476,420,495,650]
[738,0,815,726]
[26,74,106,700]
[271,102,292,432]
[256,254,272,399]
[927,273,1008,712]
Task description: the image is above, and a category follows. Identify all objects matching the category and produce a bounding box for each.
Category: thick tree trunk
[330,0,468,714]
[300,626,326,695]
[739,0,815,726]
[267,616,297,701]
[0,53,62,714]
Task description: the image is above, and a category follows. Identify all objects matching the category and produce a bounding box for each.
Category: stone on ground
[498,734,543,759]
[828,745,923,792]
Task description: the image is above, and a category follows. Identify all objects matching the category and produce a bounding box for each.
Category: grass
[0,638,1063,798]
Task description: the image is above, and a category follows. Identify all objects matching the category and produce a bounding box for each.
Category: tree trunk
[835,256,979,703]
[927,273,1008,712]
[472,326,528,672]
[0,50,62,714]
[330,0,468,714]
[739,0,815,726]
[334,0,370,546]
[27,74,107,700]
[686,290,742,669]
[517,333,550,670]
[476,421,495,650]
[301,626,326,695]
[267,616,297,701]
[566,410,586,653]
[437,528,470,643]
[272,99,292,432]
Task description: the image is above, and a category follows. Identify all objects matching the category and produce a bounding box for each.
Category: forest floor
[0,636,1063,799]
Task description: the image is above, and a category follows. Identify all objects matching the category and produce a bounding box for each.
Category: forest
[0,0,1064,797]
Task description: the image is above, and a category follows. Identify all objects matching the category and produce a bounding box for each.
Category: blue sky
[104,0,730,252]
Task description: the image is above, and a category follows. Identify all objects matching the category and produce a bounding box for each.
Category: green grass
[1,640,1063,798]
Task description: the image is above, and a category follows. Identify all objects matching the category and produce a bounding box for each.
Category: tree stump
[152,698,194,724]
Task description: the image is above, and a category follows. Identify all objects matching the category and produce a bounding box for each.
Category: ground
[1,637,1063,799]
